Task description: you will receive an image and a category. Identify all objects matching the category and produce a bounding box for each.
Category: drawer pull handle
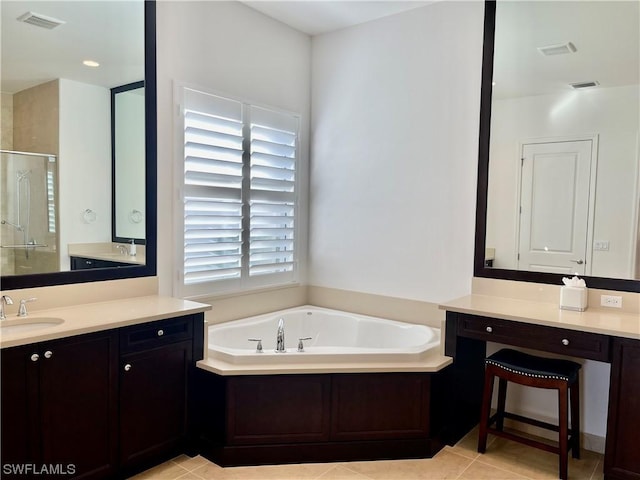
[157,329,164,337]
[562,338,570,346]
[486,326,493,333]
[124,364,132,372]
[44,350,53,359]
[30,353,39,362]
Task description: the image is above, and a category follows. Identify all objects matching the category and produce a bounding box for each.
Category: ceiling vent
[570,81,600,89]
[538,42,577,56]
[17,11,65,30]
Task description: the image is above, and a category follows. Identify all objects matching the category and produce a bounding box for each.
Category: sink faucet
[0,295,13,320]
[17,298,37,317]
[276,318,286,353]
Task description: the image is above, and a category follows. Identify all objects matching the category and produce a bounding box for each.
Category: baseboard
[200,437,444,467]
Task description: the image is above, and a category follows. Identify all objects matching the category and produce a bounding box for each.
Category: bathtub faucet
[276,318,286,353]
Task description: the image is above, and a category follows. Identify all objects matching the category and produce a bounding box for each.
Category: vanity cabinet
[604,338,640,480]
[70,256,132,270]
[118,316,195,471]
[0,331,119,479]
[0,312,205,479]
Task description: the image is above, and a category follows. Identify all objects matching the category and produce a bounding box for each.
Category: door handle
[569,259,584,265]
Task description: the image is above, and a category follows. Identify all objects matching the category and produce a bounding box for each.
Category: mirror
[112,81,145,243]
[475,0,640,293]
[0,1,156,289]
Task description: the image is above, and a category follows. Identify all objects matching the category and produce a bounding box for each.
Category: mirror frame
[2,0,156,290]
[474,0,640,294]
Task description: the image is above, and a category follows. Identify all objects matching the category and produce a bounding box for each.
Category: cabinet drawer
[457,315,610,362]
[120,316,193,353]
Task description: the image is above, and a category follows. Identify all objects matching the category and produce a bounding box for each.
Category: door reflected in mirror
[485,1,640,280]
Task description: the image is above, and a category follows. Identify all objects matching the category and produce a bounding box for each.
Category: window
[178,87,299,296]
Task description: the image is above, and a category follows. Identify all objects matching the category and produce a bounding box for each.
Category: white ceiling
[242,1,433,36]
[2,1,638,99]
[1,1,144,94]
[492,1,640,99]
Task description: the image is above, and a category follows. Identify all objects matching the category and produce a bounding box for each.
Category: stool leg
[478,366,495,454]
[558,386,569,480]
[496,378,507,432]
[570,378,580,459]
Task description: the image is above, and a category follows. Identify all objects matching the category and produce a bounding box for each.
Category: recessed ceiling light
[83,60,100,68]
[492,81,496,86]
[538,42,577,56]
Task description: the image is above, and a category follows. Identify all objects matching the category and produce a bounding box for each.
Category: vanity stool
[477,348,581,480]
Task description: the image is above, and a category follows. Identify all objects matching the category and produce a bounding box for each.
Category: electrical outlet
[600,295,622,308]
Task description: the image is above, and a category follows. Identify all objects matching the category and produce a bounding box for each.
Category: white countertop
[439,294,640,340]
[0,295,212,348]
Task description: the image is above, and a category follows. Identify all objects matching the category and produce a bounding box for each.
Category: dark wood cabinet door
[1,344,40,468]
[39,331,118,479]
[119,340,191,467]
[226,375,331,445]
[331,373,430,441]
[605,338,640,480]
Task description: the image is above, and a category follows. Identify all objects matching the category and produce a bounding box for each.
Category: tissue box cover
[560,286,588,311]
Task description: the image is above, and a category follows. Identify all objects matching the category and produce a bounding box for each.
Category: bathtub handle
[298,337,312,352]
[248,338,263,353]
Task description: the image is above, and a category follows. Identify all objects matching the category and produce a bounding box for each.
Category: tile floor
[130,428,604,480]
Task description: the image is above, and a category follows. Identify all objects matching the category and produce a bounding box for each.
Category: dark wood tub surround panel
[197,372,444,466]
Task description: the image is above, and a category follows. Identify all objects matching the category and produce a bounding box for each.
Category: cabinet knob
[44,350,53,359]
[30,353,39,362]
[124,364,132,372]
[486,326,493,333]
[157,329,164,337]
[562,338,570,346]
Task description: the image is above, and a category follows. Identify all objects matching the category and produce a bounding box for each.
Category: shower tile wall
[1,81,59,275]
[13,80,59,155]
[1,92,15,273]
[1,93,13,150]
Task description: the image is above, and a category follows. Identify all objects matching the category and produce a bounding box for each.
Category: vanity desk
[440,295,640,480]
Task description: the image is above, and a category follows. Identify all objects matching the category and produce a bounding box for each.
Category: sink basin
[1,317,64,335]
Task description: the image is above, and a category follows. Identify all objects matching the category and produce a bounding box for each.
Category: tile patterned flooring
[131,428,604,480]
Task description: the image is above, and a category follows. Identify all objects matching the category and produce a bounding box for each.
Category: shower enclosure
[1,150,59,275]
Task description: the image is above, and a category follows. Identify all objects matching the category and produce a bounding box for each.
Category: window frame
[174,84,301,298]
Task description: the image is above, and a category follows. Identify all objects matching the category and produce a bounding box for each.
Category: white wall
[309,1,484,303]
[156,0,311,297]
[487,85,640,278]
[58,78,111,270]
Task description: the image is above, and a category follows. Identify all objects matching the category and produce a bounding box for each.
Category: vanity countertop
[68,242,145,265]
[0,295,211,349]
[439,294,640,340]
[70,251,146,265]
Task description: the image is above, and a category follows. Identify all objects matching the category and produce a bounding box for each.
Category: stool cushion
[486,349,581,383]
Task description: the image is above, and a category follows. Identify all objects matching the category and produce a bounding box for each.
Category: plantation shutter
[183,89,244,285]
[249,106,297,277]
[181,87,298,291]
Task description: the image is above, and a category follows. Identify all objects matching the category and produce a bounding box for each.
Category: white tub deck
[197,306,452,375]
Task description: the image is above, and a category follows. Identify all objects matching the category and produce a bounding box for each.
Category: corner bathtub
[207,306,442,365]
